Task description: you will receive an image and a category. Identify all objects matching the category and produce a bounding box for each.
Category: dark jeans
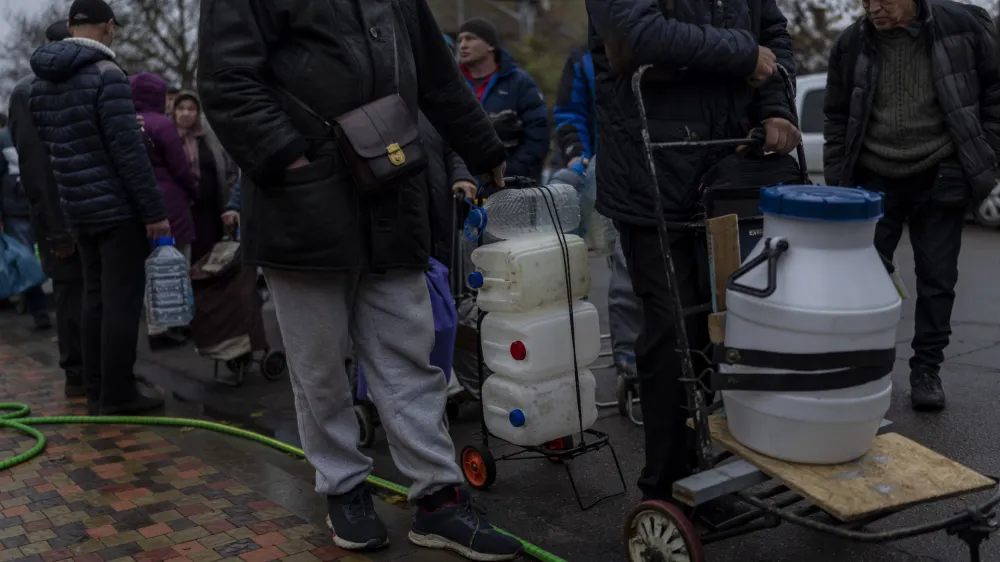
[5,217,49,317]
[53,278,84,383]
[77,221,149,408]
[619,225,710,501]
[858,161,968,374]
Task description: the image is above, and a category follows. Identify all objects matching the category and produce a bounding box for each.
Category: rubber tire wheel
[616,375,630,417]
[355,404,376,448]
[624,500,705,562]
[446,399,460,421]
[261,350,287,380]
[460,445,496,490]
[226,356,248,375]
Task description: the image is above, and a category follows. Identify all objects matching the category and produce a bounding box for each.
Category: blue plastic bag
[356,257,458,401]
[0,233,46,300]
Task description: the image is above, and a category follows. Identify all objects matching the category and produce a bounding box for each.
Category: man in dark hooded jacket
[458,18,550,184]
[8,20,83,397]
[196,1,518,559]
[586,0,800,515]
[28,0,170,416]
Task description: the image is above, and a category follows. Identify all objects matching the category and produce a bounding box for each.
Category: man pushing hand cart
[586,0,1000,560]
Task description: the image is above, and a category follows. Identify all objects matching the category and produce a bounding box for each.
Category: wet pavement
[3,223,1000,561]
[0,337,527,561]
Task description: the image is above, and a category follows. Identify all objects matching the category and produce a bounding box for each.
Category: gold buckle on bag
[387,143,405,166]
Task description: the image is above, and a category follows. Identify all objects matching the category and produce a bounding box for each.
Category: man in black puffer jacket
[824,0,1000,412]
[28,0,170,416]
[586,0,800,517]
[197,1,518,559]
[9,20,83,396]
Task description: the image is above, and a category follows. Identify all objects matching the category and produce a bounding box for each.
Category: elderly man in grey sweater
[823,0,1000,411]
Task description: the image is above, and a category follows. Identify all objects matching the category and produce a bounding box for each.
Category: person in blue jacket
[457,18,549,188]
[553,46,643,400]
[553,45,597,172]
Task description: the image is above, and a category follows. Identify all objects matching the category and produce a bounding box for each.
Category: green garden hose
[0,403,567,562]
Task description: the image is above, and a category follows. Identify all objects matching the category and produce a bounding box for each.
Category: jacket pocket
[931,160,971,208]
[248,156,363,268]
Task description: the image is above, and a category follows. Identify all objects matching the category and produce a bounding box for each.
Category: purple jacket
[129,73,199,247]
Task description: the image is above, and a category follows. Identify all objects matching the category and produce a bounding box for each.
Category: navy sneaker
[409,487,522,561]
[326,485,388,550]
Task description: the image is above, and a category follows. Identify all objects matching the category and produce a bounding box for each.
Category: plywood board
[705,214,741,312]
[708,312,726,344]
[708,416,995,521]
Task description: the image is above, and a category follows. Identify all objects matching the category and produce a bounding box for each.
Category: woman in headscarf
[130,73,200,349]
[171,91,242,265]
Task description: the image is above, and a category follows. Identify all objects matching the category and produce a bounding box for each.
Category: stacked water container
[466,184,601,447]
[721,186,901,464]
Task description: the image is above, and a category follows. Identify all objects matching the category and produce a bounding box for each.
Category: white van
[794,72,998,228]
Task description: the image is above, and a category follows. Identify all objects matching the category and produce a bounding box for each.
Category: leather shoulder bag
[282,24,427,195]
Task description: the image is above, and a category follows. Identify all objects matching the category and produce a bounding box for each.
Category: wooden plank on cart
[708,312,726,344]
[708,416,996,521]
[705,214,741,313]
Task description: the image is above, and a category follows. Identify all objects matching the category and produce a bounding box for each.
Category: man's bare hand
[146,219,171,239]
[748,46,777,87]
[479,162,506,189]
[567,156,590,168]
[762,117,801,155]
[221,211,240,226]
[288,157,310,170]
[452,180,478,201]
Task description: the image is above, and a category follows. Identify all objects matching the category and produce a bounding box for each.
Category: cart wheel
[460,445,496,490]
[617,376,630,417]
[543,435,574,464]
[446,399,460,421]
[355,405,376,448]
[225,355,248,375]
[261,351,287,380]
[625,500,704,562]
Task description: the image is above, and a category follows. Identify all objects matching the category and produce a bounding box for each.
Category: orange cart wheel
[460,445,496,490]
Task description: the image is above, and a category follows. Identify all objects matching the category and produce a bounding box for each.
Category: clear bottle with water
[145,237,194,328]
[482,183,581,240]
[580,159,617,255]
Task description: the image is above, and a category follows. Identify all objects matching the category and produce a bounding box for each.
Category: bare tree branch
[0,0,199,109]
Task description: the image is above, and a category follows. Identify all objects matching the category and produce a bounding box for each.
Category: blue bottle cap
[468,271,484,289]
[508,409,526,427]
[759,185,883,222]
[154,236,176,247]
[467,208,486,229]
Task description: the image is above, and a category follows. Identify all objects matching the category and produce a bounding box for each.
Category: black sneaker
[409,487,522,561]
[100,394,165,416]
[326,485,388,550]
[910,369,946,411]
[64,378,86,398]
[33,314,52,330]
[148,332,187,352]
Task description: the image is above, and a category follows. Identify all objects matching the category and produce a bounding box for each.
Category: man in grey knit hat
[824,0,1000,411]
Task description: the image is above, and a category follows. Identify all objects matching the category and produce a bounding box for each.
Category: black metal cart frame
[625,63,1000,561]
[458,181,627,512]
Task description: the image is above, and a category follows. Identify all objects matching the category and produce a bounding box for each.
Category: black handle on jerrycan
[726,237,790,299]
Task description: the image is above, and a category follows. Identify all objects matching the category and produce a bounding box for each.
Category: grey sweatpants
[263,268,462,501]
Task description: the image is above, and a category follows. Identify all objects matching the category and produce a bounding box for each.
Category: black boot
[910,368,946,412]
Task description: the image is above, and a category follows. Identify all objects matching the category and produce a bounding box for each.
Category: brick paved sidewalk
[0,340,474,562]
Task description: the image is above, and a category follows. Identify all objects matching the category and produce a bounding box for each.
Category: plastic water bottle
[580,159,617,255]
[145,237,194,328]
[482,183,581,240]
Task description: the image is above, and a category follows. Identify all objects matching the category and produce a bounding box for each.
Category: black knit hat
[459,18,499,50]
[45,21,71,42]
